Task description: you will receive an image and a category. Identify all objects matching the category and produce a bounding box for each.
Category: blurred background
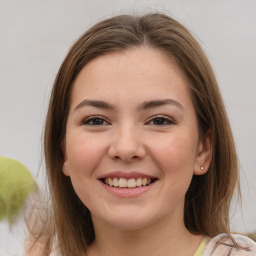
[0,0,255,255]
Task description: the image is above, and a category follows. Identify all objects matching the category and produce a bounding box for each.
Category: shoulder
[202,233,256,256]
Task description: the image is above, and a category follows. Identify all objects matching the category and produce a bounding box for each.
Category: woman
[26,13,256,256]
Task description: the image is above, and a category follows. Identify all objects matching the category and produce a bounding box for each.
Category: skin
[63,47,212,256]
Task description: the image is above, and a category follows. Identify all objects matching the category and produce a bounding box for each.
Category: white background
[0,0,256,255]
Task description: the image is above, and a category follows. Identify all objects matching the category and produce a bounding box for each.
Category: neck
[87,214,203,256]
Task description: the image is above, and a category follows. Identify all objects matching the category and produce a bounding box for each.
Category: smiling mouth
[102,177,157,188]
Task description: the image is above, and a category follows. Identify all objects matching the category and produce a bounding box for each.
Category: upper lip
[97,171,158,180]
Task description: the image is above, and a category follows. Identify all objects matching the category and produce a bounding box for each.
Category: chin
[93,208,159,231]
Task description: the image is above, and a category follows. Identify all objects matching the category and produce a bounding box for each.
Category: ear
[61,140,70,176]
[62,160,70,176]
[193,130,212,175]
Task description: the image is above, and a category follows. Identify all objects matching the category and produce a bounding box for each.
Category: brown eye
[148,117,174,126]
[82,117,109,126]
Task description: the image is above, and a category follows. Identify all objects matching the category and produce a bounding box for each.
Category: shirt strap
[193,237,207,256]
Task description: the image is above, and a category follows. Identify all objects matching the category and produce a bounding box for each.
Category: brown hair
[28,13,240,255]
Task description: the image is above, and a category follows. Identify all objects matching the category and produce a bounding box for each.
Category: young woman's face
[64,48,210,231]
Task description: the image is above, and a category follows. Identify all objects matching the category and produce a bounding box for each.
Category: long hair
[29,13,240,256]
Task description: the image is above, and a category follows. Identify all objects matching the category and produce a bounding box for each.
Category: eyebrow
[74,98,184,112]
[138,99,184,111]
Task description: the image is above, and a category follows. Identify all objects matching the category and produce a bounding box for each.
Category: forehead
[70,47,192,108]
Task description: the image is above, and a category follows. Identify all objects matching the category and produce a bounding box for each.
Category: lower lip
[100,181,156,198]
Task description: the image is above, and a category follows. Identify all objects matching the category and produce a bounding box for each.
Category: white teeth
[136,178,142,186]
[108,178,113,186]
[103,177,154,188]
[113,177,119,187]
[127,178,136,188]
[119,178,127,187]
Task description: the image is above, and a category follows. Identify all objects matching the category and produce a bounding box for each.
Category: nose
[108,124,146,162]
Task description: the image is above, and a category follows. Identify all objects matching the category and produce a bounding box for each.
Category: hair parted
[28,13,240,256]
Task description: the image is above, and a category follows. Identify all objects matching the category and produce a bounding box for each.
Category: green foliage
[0,156,38,225]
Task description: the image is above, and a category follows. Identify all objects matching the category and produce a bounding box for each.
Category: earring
[200,166,204,170]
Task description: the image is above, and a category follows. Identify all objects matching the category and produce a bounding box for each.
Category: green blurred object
[0,156,38,225]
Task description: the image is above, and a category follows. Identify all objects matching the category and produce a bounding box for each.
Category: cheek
[155,134,196,164]
[65,133,108,209]
[149,133,197,184]
[66,133,107,177]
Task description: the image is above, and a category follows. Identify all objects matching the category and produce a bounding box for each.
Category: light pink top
[25,233,256,255]
[202,234,256,256]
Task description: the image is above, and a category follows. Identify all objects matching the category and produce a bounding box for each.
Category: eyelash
[81,116,109,126]
[147,116,175,126]
[81,115,175,126]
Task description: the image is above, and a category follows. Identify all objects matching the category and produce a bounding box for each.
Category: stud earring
[200,166,204,170]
